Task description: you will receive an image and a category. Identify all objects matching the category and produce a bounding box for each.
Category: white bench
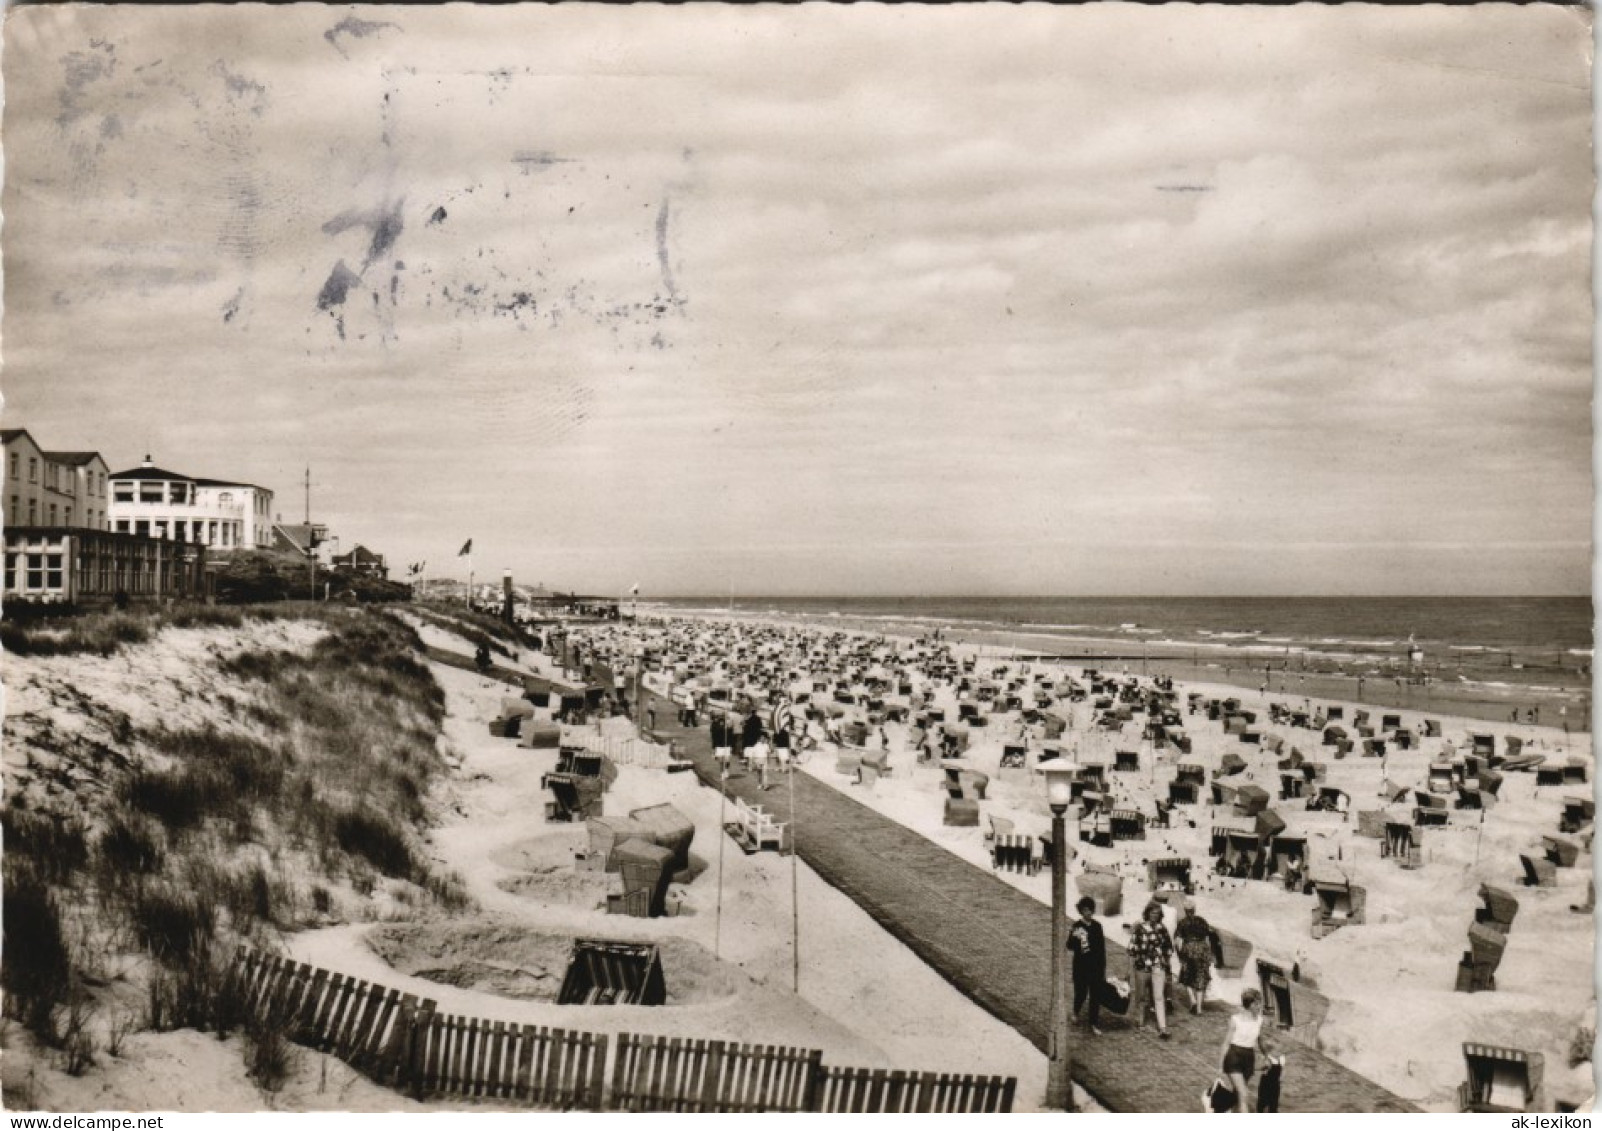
[727,796,786,853]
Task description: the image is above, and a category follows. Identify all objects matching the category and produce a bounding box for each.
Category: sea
[654,596,1594,704]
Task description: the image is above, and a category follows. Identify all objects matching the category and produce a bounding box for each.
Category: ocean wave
[1200,630,1262,640]
[1341,639,1399,648]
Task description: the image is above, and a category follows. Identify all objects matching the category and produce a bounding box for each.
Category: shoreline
[586,607,1595,1110]
[649,605,1593,732]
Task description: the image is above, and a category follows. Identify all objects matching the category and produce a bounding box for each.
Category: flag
[458,539,473,557]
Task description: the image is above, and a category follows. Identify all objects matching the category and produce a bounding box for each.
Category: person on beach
[1220,988,1269,1112]
[1175,897,1217,1014]
[1128,900,1175,1038]
[1067,897,1106,1035]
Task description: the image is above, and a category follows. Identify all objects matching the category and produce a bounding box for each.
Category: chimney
[141,454,153,468]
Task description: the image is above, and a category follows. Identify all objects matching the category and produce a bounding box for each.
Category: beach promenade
[628,681,1418,1114]
[448,644,1415,1111]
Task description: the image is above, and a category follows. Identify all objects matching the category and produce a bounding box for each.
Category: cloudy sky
[3,4,1592,596]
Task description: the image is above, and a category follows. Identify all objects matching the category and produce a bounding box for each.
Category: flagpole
[467,555,474,610]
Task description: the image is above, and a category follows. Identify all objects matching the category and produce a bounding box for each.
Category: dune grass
[0,602,313,659]
[2,606,468,1079]
[411,602,523,658]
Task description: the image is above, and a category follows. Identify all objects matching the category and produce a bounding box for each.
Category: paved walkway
[437,647,1414,1111]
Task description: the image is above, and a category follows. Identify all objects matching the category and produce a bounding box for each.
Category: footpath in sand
[626,676,1417,1115]
[281,631,1062,1110]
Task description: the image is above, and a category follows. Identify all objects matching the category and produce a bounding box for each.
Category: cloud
[1,4,1589,595]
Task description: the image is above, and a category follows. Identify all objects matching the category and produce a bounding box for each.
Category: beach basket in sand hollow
[1074,870,1123,917]
[1213,928,1253,975]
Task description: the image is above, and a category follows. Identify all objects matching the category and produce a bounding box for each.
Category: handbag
[1203,1077,1238,1113]
[1097,976,1131,1015]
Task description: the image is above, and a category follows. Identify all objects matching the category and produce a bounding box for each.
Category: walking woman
[1174,897,1216,1014]
[1220,988,1269,1112]
[1128,900,1174,1038]
[1067,896,1106,1035]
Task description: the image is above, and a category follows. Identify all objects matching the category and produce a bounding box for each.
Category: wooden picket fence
[410,1009,607,1108]
[815,1065,1018,1113]
[609,1033,821,1112]
[229,949,419,1085]
[227,948,1013,1113]
[557,728,677,768]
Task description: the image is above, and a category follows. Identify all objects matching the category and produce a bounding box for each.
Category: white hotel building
[108,458,275,551]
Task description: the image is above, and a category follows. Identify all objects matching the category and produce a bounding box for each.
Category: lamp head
[1042,760,1079,813]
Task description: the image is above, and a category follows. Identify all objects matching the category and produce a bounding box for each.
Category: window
[4,552,15,592]
[114,482,134,503]
[134,520,149,537]
[7,453,16,480]
[8,496,16,525]
[28,458,37,483]
[28,499,37,525]
[64,506,72,526]
[46,552,62,591]
[47,503,57,526]
[116,519,130,534]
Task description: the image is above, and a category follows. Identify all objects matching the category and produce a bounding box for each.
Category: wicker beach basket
[1214,928,1253,975]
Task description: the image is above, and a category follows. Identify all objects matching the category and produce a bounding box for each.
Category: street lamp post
[1043,761,1079,1112]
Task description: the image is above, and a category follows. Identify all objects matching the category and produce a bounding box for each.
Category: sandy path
[282,655,1070,1110]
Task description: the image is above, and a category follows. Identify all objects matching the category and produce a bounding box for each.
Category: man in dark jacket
[1068,896,1106,1034]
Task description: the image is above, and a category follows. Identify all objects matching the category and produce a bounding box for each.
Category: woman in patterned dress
[1128,900,1174,1038]
[1174,896,1217,1014]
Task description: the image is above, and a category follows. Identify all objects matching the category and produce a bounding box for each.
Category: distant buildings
[3,433,205,605]
[331,543,387,578]
[107,457,275,550]
[2,429,112,531]
[5,432,395,608]
[272,521,330,561]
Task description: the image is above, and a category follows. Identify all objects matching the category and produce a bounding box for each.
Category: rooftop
[44,451,107,467]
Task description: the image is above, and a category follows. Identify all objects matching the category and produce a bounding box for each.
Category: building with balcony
[107,457,275,551]
[2,429,111,531]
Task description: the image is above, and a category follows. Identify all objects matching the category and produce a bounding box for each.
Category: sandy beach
[576,608,1597,1112]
